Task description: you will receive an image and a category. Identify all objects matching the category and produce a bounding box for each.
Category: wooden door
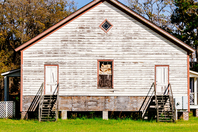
[45,65,58,95]
[156,66,169,95]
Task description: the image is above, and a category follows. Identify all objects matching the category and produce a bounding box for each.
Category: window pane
[99,61,112,75]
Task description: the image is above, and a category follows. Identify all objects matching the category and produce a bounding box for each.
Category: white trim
[190,105,198,109]
[190,70,198,77]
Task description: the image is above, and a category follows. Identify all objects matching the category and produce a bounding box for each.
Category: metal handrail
[53,83,59,121]
[38,83,44,122]
[139,82,155,118]
[27,82,44,112]
[154,84,159,122]
[168,84,176,122]
[163,84,170,95]
[163,83,176,122]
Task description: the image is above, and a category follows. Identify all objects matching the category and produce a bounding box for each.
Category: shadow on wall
[23,84,43,119]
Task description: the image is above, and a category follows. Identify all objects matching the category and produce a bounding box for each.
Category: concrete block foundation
[62,110,67,120]
[21,111,28,120]
[183,111,189,121]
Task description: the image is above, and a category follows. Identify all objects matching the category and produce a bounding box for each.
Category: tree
[171,0,198,46]
[126,0,175,29]
[0,0,76,77]
[0,0,76,100]
[171,0,198,70]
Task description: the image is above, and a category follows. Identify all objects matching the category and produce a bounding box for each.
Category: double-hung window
[97,60,113,89]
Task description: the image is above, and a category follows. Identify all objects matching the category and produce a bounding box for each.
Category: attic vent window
[100,19,113,33]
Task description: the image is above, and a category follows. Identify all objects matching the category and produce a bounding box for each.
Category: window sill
[97,87,113,89]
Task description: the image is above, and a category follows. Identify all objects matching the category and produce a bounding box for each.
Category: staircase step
[41,111,55,113]
[159,112,173,114]
[42,106,53,107]
[42,108,52,110]
[44,97,57,99]
[156,95,169,97]
[41,110,51,111]
[159,115,173,117]
[41,113,56,116]
[43,103,54,106]
[41,113,55,115]
[157,103,167,105]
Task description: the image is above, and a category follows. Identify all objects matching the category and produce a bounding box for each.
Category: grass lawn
[0,117,198,132]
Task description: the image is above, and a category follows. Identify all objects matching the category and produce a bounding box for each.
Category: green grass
[0,117,198,132]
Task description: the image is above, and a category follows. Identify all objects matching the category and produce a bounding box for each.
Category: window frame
[97,59,114,89]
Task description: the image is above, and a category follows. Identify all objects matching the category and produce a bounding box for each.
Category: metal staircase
[140,83,176,122]
[38,83,59,122]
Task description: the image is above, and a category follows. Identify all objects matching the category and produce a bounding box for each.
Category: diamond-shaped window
[100,19,113,33]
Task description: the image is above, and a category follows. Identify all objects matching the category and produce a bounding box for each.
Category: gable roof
[15,0,195,53]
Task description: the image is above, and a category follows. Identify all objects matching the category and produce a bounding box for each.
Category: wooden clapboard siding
[22,2,187,97]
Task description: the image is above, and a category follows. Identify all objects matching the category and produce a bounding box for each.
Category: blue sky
[75,0,127,9]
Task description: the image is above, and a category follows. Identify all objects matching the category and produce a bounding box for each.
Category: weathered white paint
[22,2,188,97]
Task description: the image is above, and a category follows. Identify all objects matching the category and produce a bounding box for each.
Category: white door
[45,66,58,95]
[156,66,168,95]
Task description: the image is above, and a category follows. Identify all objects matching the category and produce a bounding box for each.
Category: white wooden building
[14,0,195,121]
[189,70,198,116]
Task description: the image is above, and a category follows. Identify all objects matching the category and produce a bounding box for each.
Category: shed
[1,69,20,101]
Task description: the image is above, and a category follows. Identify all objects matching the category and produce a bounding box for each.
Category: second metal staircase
[38,83,59,122]
[140,83,176,122]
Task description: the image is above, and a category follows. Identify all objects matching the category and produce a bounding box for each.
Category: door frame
[44,64,59,95]
[155,65,169,92]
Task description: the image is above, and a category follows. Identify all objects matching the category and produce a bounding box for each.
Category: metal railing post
[139,82,155,119]
[169,84,176,122]
[38,83,44,122]
[56,84,59,121]
[154,84,159,122]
